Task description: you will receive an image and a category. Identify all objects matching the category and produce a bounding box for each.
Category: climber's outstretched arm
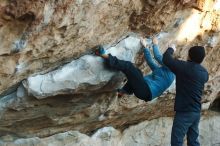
[144,48,159,71]
[152,44,164,66]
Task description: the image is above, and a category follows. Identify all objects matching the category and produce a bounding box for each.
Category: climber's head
[188,46,205,64]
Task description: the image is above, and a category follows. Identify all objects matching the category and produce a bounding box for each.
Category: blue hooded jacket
[143,45,175,99]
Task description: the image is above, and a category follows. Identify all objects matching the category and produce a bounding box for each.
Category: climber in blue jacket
[95,37,175,101]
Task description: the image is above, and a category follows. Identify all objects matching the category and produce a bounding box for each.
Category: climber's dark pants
[105,54,152,101]
[171,111,200,146]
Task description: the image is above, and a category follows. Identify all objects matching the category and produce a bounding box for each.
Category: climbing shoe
[117,92,124,98]
[117,88,130,98]
[95,45,106,56]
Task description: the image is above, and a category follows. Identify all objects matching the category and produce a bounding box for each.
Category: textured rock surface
[0,0,143,94]
[1,112,220,146]
[25,36,141,98]
[0,0,220,145]
[0,83,174,138]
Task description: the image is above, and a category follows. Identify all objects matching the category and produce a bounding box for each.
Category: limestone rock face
[25,36,141,98]
[0,0,143,93]
[1,112,220,146]
[0,0,220,145]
